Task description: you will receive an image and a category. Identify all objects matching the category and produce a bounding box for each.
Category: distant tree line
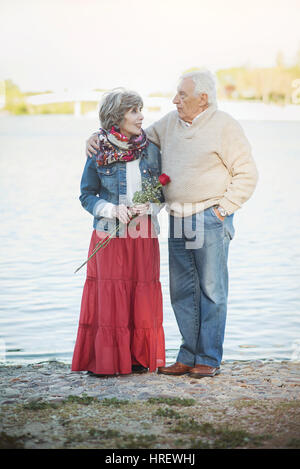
[1,53,300,114]
[216,62,300,104]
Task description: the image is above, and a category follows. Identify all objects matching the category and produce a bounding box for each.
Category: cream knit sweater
[146,104,258,217]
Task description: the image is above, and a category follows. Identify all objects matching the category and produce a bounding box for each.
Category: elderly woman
[72,89,166,376]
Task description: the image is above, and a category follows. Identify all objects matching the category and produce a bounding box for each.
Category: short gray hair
[99,88,143,130]
[179,70,217,105]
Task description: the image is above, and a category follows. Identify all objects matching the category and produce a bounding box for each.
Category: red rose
[158,173,171,186]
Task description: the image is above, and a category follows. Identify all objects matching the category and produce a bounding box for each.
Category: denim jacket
[79,141,164,235]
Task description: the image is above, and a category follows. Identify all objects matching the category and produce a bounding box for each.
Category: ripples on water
[0,114,300,365]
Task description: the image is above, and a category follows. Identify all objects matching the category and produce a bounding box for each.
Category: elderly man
[86,71,258,378]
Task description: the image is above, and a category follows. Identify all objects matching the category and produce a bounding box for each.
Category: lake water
[0,110,300,365]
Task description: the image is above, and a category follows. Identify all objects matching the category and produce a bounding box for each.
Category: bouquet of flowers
[74,173,171,273]
[132,173,170,204]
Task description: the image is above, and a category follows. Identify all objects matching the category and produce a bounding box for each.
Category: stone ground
[0,360,299,449]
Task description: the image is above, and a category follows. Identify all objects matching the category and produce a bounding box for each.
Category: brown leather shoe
[189,364,220,378]
[157,362,193,376]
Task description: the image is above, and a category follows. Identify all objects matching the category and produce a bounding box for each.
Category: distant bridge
[26,90,173,116]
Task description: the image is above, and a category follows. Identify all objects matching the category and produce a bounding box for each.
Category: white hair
[179,70,217,105]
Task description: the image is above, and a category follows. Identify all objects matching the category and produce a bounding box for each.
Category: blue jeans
[168,207,235,368]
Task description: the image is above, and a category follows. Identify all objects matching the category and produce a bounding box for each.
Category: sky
[0,0,300,95]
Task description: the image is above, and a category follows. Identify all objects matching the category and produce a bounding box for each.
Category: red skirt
[71,218,165,374]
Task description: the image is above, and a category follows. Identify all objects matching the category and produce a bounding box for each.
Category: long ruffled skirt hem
[71,225,165,374]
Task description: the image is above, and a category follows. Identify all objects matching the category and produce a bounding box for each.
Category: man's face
[173,78,208,123]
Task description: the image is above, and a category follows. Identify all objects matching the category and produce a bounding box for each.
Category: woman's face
[119,107,144,138]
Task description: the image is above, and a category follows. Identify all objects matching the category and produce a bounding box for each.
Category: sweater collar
[178,103,218,129]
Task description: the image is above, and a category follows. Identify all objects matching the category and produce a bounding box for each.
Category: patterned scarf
[95,126,149,167]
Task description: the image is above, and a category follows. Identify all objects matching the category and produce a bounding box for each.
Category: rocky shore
[0,359,299,449]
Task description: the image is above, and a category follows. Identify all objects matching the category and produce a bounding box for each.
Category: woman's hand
[86,134,100,158]
[111,204,133,224]
[130,203,150,217]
